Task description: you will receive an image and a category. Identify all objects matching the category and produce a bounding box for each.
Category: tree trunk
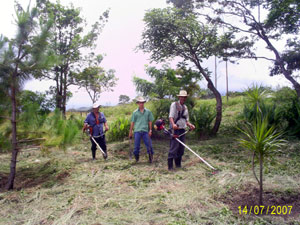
[6,73,18,190]
[259,153,263,205]
[62,71,67,117]
[281,69,300,98]
[197,63,222,135]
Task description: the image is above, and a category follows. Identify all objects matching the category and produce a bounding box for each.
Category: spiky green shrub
[106,117,130,142]
[240,85,278,127]
[238,117,286,205]
[190,104,216,138]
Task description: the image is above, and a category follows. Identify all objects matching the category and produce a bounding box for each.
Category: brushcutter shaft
[163,127,215,170]
[174,136,216,170]
[90,135,107,157]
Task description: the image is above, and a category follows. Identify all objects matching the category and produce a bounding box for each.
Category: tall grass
[42,110,82,149]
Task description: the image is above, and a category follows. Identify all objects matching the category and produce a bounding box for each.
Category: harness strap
[174,102,187,124]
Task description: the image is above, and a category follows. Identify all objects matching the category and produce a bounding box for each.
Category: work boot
[175,157,182,168]
[134,154,139,162]
[168,158,174,170]
[148,154,153,163]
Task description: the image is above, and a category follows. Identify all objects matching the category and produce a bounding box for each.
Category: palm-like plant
[238,85,286,205]
[238,117,286,205]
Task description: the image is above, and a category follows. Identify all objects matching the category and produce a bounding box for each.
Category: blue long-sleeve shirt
[84,112,107,137]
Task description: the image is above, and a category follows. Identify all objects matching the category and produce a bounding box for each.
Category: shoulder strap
[174,102,187,124]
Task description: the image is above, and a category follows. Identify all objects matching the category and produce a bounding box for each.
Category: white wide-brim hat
[177,90,188,97]
[136,96,146,103]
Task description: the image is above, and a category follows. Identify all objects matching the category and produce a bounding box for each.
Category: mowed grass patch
[0,135,300,224]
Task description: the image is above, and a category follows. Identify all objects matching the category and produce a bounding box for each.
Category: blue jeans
[134,131,154,156]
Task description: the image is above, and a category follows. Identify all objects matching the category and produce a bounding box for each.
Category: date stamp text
[238,205,293,215]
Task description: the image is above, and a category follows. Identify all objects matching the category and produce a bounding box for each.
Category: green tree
[134,64,201,99]
[119,95,130,104]
[190,0,300,98]
[0,2,53,190]
[19,90,54,114]
[74,54,117,104]
[36,0,109,115]
[139,8,250,134]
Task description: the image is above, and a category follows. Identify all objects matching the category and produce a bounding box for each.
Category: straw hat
[136,96,146,103]
[177,90,188,97]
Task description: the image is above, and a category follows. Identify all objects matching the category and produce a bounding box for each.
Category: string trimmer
[154,119,217,172]
[83,126,107,158]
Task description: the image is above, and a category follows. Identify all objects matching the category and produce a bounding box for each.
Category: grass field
[0,97,300,224]
[1,134,300,224]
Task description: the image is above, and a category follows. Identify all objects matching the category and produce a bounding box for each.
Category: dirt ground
[219,183,300,219]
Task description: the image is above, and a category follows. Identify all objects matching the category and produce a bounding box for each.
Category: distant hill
[68,107,91,112]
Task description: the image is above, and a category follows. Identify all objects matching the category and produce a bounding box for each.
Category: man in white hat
[129,96,154,163]
[83,103,109,160]
[168,90,195,170]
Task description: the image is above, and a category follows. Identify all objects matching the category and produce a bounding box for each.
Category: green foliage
[118,95,130,104]
[238,116,286,204]
[151,99,173,124]
[19,103,48,134]
[265,0,300,34]
[195,0,300,97]
[190,104,216,138]
[240,85,277,127]
[238,118,286,159]
[0,123,12,152]
[74,54,117,104]
[43,110,82,148]
[106,117,130,142]
[273,87,300,137]
[36,0,110,114]
[134,64,201,100]
[19,90,54,114]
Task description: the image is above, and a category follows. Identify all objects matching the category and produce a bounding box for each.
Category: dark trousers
[90,136,107,159]
[168,129,185,159]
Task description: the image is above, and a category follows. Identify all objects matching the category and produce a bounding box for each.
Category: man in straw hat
[129,96,154,163]
[83,103,109,160]
[168,90,195,170]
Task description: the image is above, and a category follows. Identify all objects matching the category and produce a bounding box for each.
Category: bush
[190,104,216,138]
[239,85,278,128]
[274,87,300,138]
[151,99,172,125]
[106,117,131,142]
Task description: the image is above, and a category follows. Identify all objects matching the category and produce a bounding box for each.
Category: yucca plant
[238,117,286,205]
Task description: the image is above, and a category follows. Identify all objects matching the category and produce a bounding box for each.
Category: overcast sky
[0,0,292,109]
